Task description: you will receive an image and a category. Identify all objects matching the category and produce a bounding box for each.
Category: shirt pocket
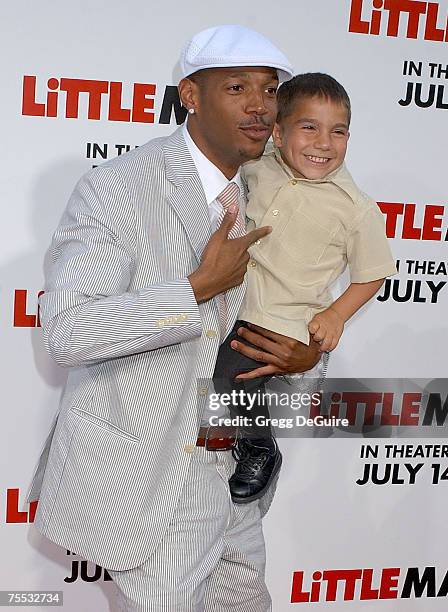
[276,211,335,265]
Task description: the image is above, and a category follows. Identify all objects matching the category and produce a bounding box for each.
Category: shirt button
[272,209,279,216]
[291,179,298,185]
[206,329,218,338]
[249,260,257,267]
[254,239,261,245]
[184,444,195,454]
[198,386,208,396]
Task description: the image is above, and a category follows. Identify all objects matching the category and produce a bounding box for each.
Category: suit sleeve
[39,166,203,368]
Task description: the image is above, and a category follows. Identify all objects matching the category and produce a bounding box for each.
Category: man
[28,25,320,611]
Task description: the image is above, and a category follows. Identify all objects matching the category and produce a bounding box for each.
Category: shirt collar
[272,146,360,204]
[183,122,243,204]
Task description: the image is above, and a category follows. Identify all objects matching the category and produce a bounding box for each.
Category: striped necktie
[215,182,246,339]
[216,181,245,238]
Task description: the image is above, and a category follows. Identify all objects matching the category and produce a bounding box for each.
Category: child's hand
[308,307,345,352]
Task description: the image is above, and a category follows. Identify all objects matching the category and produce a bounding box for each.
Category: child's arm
[308,279,385,352]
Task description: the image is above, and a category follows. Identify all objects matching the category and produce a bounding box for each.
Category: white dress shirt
[182,122,244,230]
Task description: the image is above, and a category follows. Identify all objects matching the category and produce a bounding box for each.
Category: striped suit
[28,127,277,582]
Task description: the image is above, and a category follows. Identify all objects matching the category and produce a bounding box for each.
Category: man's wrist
[188,270,215,304]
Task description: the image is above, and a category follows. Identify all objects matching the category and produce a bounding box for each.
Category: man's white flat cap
[180,24,293,82]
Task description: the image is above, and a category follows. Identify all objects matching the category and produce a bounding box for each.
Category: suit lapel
[224,276,247,338]
[163,128,212,262]
[163,127,246,335]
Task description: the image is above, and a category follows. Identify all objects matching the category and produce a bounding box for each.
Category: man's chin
[238,141,268,162]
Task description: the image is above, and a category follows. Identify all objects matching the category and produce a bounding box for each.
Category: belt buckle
[204,426,237,451]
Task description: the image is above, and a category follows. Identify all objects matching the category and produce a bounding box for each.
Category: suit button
[272,209,279,216]
[206,330,217,338]
[184,444,195,454]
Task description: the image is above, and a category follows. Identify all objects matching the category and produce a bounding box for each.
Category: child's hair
[277,73,351,125]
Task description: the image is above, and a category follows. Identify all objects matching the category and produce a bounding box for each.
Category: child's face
[273,95,350,180]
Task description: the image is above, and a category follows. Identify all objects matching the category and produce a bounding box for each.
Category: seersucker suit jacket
[28,126,278,571]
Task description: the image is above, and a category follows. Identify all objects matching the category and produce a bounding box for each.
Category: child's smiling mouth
[305,155,331,164]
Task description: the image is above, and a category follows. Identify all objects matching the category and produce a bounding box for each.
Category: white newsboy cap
[180,24,293,82]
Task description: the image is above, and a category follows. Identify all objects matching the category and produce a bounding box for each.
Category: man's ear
[272,122,283,147]
[178,78,199,113]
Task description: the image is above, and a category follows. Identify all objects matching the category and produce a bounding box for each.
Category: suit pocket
[70,407,140,442]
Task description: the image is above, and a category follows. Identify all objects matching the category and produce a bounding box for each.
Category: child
[213,73,397,503]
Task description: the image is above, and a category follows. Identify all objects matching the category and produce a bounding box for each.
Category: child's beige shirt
[238,149,397,344]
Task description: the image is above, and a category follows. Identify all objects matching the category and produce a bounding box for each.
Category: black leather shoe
[229,437,282,504]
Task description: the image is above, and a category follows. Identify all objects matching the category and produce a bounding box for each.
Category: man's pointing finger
[241,225,272,247]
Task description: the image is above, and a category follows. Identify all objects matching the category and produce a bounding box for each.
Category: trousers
[213,320,329,438]
[107,445,271,611]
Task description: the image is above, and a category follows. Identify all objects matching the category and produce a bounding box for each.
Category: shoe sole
[231,451,283,505]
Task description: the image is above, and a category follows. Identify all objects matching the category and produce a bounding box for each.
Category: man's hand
[231,323,321,380]
[308,307,344,352]
[188,206,271,303]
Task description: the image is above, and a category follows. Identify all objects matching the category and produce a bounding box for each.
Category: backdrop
[2,1,446,610]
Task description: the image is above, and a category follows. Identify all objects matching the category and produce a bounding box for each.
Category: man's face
[273,95,350,180]
[180,67,278,176]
